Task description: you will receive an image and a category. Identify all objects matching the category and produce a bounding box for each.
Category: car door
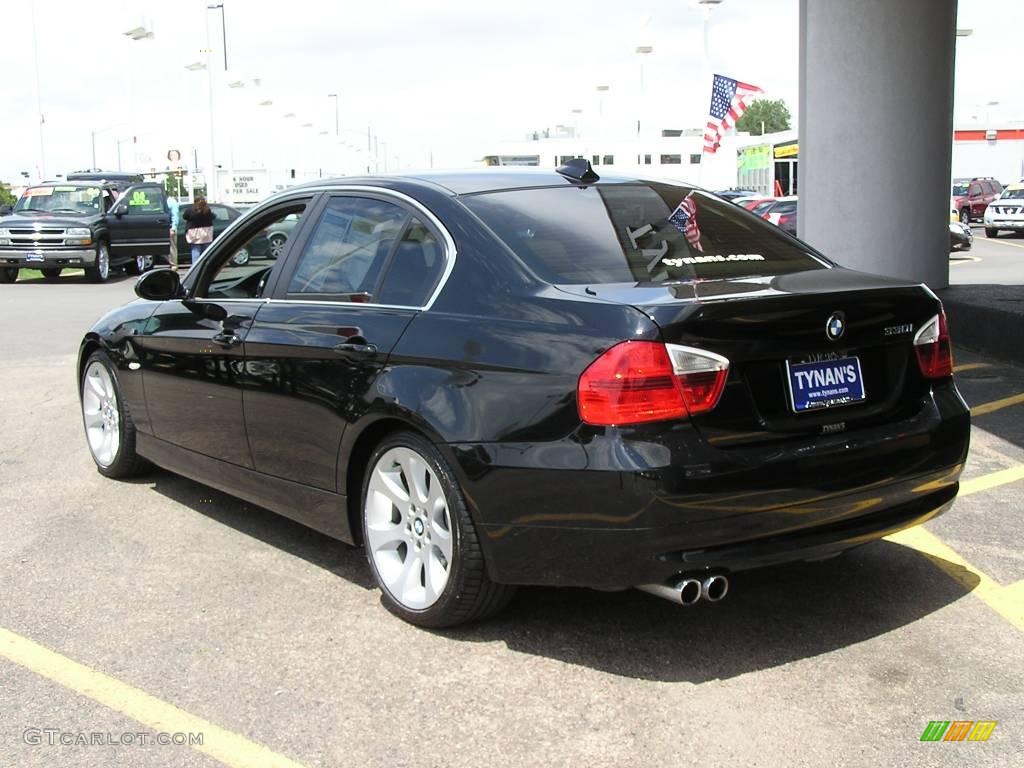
[241,192,449,491]
[106,183,170,263]
[134,196,312,468]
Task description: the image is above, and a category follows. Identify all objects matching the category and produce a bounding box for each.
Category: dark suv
[952,177,1002,224]
[0,180,170,283]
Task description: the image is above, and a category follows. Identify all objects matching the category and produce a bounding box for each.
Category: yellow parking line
[953,362,990,373]
[971,392,1024,417]
[886,463,1024,631]
[0,627,308,768]
[959,464,1024,497]
[985,237,1024,250]
[886,528,1024,631]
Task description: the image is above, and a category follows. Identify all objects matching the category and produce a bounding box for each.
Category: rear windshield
[462,183,826,284]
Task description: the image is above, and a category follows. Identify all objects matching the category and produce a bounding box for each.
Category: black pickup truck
[0,179,170,283]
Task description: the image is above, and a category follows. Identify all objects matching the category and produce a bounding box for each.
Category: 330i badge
[77,163,971,627]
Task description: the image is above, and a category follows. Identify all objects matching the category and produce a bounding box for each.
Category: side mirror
[134,268,182,301]
[112,203,127,217]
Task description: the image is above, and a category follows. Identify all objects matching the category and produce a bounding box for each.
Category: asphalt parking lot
[1,258,1022,767]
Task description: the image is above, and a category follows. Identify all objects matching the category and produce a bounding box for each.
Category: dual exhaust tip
[637,574,729,606]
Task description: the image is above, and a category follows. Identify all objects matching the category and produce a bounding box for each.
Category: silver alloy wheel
[960,208,970,225]
[269,234,287,258]
[365,446,454,610]
[97,244,110,280]
[231,248,250,266]
[82,361,120,467]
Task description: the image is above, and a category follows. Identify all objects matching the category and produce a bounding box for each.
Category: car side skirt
[136,433,351,542]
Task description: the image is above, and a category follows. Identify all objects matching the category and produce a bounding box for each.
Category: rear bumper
[0,248,96,267]
[451,384,970,587]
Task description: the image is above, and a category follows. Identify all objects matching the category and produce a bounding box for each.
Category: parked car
[949,222,973,251]
[78,164,969,627]
[982,182,1024,238]
[171,202,243,265]
[760,196,798,235]
[0,180,170,282]
[66,170,145,195]
[747,197,777,216]
[714,188,758,202]
[951,177,1002,224]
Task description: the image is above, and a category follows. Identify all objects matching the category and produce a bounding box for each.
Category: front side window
[204,203,307,300]
[286,197,407,298]
[122,186,165,214]
[462,183,826,284]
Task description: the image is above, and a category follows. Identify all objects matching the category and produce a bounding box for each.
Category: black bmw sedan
[78,164,970,627]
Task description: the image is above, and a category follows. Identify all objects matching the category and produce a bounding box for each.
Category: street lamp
[328,93,339,136]
[596,84,610,118]
[635,46,653,136]
[207,4,228,71]
[123,26,154,41]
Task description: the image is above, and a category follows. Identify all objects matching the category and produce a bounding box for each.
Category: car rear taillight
[577,341,729,426]
[777,214,793,227]
[913,311,953,379]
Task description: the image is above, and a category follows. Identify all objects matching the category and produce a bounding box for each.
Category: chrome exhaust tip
[701,574,729,602]
[636,577,703,606]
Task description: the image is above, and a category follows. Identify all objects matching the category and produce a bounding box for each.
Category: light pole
[328,93,339,136]
[635,45,653,137]
[207,4,228,71]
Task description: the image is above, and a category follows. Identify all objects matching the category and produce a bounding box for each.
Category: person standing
[183,197,217,263]
[167,194,181,271]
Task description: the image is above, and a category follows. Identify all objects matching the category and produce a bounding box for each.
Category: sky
[0,0,1020,184]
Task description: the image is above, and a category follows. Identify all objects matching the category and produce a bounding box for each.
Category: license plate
[786,356,866,412]
[25,252,45,263]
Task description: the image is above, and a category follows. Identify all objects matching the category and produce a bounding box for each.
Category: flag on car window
[668,194,703,251]
[703,74,763,154]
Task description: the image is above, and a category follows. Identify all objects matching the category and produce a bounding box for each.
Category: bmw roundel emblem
[825,311,846,341]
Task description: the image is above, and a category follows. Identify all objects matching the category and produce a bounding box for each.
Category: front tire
[85,243,110,283]
[268,233,287,258]
[0,267,20,283]
[81,351,150,478]
[960,208,970,225]
[362,431,515,627]
[985,228,999,238]
[126,254,153,275]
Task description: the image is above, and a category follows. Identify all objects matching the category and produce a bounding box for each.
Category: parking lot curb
[938,285,1024,367]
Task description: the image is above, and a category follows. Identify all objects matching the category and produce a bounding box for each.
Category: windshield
[462,183,826,285]
[15,185,103,214]
[951,182,970,197]
[999,188,1024,200]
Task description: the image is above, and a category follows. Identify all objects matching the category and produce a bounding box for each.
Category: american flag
[703,74,763,154]
[668,193,703,252]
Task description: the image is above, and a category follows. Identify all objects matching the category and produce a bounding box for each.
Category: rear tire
[361,431,515,627]
[125,254,152,275]
[0,267,19,283]
[80,351,151,478]
[41,268,62,279]
[985,228,999,238]
[85,243,110,283]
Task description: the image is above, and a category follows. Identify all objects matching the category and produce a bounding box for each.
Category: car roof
[287,168,698,197]
[31,180,113,188]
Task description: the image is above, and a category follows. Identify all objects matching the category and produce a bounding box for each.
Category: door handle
[333,342,377,355]
[212,331,242,347]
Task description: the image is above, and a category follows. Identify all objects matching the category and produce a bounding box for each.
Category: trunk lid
[558,268,943,447]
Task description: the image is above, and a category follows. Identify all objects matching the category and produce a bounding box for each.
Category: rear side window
[376,219,445,306]
[980,181,994,195]
[462,184,825,284]
[287,197,407,297]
